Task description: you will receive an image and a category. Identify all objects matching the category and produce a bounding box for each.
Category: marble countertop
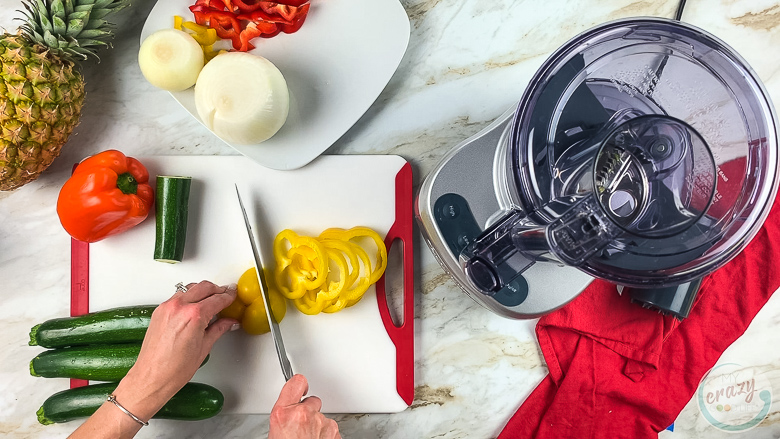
[2,0,780,437]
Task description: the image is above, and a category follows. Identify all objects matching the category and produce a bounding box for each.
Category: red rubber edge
[70,163,90,389]
[375,161,414,406]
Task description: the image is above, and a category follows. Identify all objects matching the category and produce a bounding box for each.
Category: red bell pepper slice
[190,4,243,49]
[272,0,309,6]
[238,21,280,51]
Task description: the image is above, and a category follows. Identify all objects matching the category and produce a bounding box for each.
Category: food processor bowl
[461,17,778,317]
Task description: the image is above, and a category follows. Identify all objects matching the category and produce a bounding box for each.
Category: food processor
[416,17,779,319]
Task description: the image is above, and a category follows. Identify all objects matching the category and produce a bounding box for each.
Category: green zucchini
[30,344,210,381]
[37,381,224,424]
[29,305,157,348]
[154,175,192,263]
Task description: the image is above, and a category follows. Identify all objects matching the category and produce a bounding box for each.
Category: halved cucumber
[154,176,192,263]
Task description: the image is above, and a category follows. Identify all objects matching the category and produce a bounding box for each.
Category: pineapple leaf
[74,4,94,12]
[72,28,107,39]
[42,29,59,48]
[93,0,115,9]
[75,38,110,49]
[86,8,111,20]
[66,18,85,37]
[67,10,91,22]
[52,16,68,35]
[85,18,108,30]
[50,0,66,20]
[34,0,51,22]
[64,0,74,16]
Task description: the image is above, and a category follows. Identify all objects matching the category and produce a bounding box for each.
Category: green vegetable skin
[154,176,192,263]
[29,306,156,348]
[30,344,210,380]
[37,381,224,424]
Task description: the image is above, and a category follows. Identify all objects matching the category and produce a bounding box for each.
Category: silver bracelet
[106,394,149,427]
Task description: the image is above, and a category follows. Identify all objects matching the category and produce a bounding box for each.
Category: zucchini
[154,175,192,263]
[29,305,156,348]
[37,381,224,424]
[30,343,142,381]
[30,344,210,381]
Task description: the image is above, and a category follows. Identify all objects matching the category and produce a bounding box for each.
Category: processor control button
[465,258,500,293]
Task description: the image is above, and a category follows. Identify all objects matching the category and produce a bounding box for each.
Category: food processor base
[416,107,594,319]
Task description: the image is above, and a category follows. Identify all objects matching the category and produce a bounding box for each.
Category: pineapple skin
[0,34,85,191]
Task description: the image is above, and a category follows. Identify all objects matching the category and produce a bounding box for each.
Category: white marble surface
[2,0,780,438]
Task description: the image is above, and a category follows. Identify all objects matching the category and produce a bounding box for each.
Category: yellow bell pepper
[220,267,286,335]
[174,15,221,62]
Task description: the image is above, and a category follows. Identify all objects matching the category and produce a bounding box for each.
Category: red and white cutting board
[70,155,414,414]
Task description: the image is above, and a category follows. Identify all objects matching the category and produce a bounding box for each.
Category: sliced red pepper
[190,5,242,49]
[281,3,309,34]
[238,21,280,51]
[273,0,309,7]
[236,9,292,24]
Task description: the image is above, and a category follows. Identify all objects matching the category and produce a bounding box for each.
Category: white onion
[138,29,204,92]
[194,52,289,145]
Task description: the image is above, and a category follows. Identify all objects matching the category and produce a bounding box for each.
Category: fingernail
[226,283,237,291]
[230,323,241,331]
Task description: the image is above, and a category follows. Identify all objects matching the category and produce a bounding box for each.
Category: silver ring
[175,282,188,293]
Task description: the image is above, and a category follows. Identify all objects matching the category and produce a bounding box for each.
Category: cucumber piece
[154,176,192,263]
[37,381,224,424]
[29,305,156,348]
[30,344,210,381]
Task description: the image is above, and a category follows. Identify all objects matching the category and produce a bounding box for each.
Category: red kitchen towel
[498,194,780,438]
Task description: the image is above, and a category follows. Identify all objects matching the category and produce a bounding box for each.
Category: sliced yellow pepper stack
[174,15,224,62]
[272,227,388,315]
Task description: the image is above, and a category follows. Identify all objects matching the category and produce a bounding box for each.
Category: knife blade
[235,184,294,381]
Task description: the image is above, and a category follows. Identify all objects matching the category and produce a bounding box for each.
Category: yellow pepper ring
[337,241,372,302]
[322,296,349,314]
[274,230,328,292]
[320,227,388,284]
[294,290,328,315]
[320,239,360,288]
[275,263,308,300]
[313,248,349,303]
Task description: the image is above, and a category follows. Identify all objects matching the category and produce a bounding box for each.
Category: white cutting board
[73,155,413,414]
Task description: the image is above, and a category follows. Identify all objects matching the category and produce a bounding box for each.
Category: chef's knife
[235,184,294,381]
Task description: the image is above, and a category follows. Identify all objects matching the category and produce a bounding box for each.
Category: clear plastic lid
[507,18,779,287]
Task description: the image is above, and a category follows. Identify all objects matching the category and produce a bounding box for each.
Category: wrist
[111,367,179,422]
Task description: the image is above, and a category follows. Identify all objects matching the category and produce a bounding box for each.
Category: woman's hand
[70,281,238,439]
[113,281,237,422]
[269,374,341,439]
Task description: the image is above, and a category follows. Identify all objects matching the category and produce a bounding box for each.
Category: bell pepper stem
[116,172,139,195]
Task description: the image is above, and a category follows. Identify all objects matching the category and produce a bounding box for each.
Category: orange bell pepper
[56,150,154,243]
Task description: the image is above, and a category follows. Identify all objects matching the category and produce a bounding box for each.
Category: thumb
[273,374,308,408]
[204,317,238,348]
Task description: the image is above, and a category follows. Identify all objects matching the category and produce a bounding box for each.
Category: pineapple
[0,0,129,191]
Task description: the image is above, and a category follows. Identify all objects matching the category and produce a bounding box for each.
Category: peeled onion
[139,29,204,92]
[194,52,289,145]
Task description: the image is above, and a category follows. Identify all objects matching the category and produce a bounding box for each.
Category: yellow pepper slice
[273,229,328,299]
[274,226,389,316]
[320,227,388,283]
[294,289,328,315]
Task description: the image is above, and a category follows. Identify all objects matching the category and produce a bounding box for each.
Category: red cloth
[498,195,780,439]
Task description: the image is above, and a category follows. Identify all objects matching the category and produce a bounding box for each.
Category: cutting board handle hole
[383,237,405,327]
